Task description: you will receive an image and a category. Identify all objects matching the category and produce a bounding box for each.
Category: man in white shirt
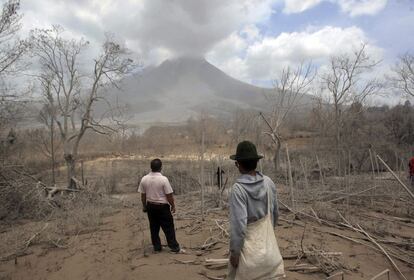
[138,158,180,253]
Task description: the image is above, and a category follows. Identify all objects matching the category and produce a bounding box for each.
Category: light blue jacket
[229,172,279,255]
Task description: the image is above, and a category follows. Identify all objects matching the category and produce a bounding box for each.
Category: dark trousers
[146,203,180,251]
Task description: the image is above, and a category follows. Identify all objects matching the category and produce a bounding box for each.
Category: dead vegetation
[0,153,413,280]
[0,165,55,220]
[0,164,121,265]
[1,140,414,280]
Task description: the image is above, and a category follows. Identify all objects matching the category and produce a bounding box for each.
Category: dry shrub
[0,167,54,221]
[0,190,121,258]
[50,191,119,232]
[42,192,119,248]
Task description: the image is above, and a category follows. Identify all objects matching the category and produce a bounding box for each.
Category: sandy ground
[1,191,413,280]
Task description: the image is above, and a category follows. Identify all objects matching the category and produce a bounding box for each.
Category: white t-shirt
[138,172,173,204]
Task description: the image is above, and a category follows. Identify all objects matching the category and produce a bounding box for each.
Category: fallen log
[286,263,320,273]
[199,270,225,280]
[205,258,228,264]
[284,251,342,259]
[0,250,33,262]
[172,258,200,265]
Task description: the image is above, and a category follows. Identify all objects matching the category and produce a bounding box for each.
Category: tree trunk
[200,123,205,221]
[273,141,281,175]
[64,153,76,189]
[50,114,56,185]
[286,145,294,209]
[334,103,342,176]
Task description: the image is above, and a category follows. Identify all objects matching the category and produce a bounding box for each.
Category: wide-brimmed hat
[230,141,263,161]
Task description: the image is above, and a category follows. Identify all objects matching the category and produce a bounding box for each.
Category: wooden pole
[399,156,405,174]
[357,224,408,280]
[316,154,324,186]
[370,269,390,280]
[259,158,263,173]
[395,151,399,173]
[81,160,85,186]
[345,164,349,209]
[374,151,380,176]
[200,121,205,220]
[286,144,294,209]
[368,149,376,206]
[50,114,56,185]
[377,155,414,201]
[218,165,222,208]
[210,166,213,195]
[368,149,375,180]
[285,156,288,187]
[325,271,344,280]
[299,158,308,190]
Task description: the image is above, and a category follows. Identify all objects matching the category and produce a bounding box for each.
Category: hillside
[105,56,312,124]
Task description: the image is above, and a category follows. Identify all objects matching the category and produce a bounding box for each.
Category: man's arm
[229,185,247,267]
[141,193,147,212]
[138,178,146,212]
[166,193,176,213]
[164,177,175,213]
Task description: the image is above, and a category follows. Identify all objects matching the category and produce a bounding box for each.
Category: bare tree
[0,0,30,164]
[0,0,29,134]
[231,109,261,144]
[0,0,28,76]
[38,74,58,184]
[31,26,136,188]
[384,100,414,146]
[321,44,381,174]
[261,62,316,173]
[392,52,414,98]
[310,90,334,138]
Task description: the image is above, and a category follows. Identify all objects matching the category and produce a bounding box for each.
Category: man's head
[230,141,263,174]
[236,159,259,174]
[151,158,162,172]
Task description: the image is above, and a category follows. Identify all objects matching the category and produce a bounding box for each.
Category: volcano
[107,56,309,124]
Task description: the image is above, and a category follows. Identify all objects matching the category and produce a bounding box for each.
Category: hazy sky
[19,0,414,88]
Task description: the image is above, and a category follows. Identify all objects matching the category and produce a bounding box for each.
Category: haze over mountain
[107,56,278,124]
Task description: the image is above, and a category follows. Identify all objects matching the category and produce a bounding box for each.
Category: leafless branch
[391,52,414,97]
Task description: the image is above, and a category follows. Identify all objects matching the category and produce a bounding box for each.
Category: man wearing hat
[228,141,284,280]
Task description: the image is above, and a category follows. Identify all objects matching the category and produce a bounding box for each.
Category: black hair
[237,159,258,172]
[151,158,162,172]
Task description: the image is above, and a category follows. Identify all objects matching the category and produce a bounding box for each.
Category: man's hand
[141,193,147,213]
[230,254,240,268]
[166,193,176,214]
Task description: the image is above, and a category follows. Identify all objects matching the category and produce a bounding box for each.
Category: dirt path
[1,192,413,280]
